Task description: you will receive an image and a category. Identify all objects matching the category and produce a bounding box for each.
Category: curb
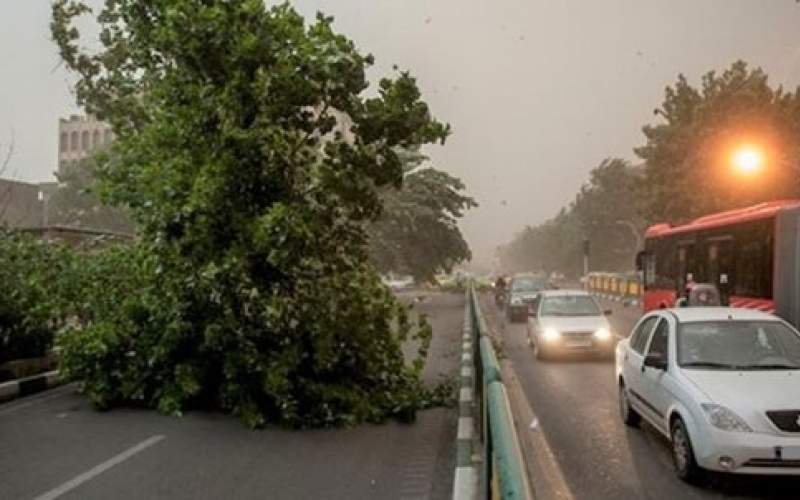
[0,370,63,403]
[453,291,478,500]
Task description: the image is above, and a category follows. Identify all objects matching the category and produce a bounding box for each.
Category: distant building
[57,115,114,173]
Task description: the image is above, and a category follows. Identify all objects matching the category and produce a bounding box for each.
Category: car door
[623,315,659,410]
[638,317,672,432]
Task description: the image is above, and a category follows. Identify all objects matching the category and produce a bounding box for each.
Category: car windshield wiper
[680,361,738,369]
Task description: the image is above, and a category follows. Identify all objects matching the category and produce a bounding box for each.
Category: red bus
[639,200,800,327]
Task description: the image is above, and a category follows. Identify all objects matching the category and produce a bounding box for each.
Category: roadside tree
[52,0,449,427]
[368,150,475,283]
[636,60,800,223]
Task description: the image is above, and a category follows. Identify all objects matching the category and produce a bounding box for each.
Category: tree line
[499,61,800,277]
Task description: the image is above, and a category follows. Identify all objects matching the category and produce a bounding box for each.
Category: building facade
[0,179,47,228]
[57,115,114,173]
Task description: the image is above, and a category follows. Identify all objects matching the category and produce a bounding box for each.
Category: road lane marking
[0,384,76,417]
[32,435,165,500]
[459,387,472,403]
[457,417,473,440]
[452,466,477,499]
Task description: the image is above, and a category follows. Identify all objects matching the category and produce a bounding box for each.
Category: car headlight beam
[701,403,752,433]
[543,328,561,342]
[593,328,611,341]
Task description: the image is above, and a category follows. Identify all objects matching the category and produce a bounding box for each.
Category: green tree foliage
[636,60,800,223]
[51,0,449,427]
[368,150,475,282]
[570,158,644,270]
[498,158,642,275]
[48,160,134,234]
[0,230,76,363]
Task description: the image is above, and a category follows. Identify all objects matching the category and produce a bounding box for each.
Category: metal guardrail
[467,284,531,500]
[586,272,642,303]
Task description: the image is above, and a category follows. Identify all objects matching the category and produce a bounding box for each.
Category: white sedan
[527,290,616,359]
[616,307,800,482]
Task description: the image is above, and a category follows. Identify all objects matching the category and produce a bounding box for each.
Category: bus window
[707,238,733,287]
[647,237,676,290]
[645,252,656,288]
[678,243,697,290]
[733,223,773,299]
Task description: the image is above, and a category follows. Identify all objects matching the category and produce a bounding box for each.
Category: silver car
[527,290,615,360]
[506,273,549,322]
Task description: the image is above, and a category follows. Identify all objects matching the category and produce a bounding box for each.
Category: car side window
[631,316,658,355]
[645,318,669,360]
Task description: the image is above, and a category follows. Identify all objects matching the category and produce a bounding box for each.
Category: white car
[616,307,800,482]
[527,290,615,359]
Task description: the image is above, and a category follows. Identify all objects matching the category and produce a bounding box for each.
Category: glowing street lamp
[731,145,764,175]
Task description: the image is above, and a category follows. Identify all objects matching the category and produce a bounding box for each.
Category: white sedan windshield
[679,321,800,370]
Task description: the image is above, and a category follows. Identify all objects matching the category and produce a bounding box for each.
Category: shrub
[0,230,73,363]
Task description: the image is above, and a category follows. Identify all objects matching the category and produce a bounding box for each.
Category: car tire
[670,417,703,484]
[618,383,640,427]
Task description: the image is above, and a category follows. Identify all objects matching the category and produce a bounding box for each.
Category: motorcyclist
[494,275,508,306]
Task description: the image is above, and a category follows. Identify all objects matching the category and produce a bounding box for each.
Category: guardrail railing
[586,271,642,305]
[467,284,531,500]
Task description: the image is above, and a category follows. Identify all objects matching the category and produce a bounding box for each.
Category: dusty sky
[3,1,800,264]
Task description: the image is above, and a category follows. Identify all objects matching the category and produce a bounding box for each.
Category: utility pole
[582,238,589,284]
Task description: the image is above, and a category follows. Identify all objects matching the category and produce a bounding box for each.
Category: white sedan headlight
[701,403,752,432]
[593,328,611,341]
[511,297,523,305]
[543,328,561,342]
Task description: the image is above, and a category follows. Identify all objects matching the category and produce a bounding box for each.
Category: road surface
[1,291,463,500]
[482,294,800,500]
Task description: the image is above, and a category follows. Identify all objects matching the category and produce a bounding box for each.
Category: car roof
[538,289,590,297]
[657,307,780,323]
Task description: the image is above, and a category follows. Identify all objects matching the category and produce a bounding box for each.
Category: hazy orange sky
[4,1,800,264]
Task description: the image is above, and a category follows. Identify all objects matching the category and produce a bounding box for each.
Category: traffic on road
[487,290,800,499]
[486,202,800,498]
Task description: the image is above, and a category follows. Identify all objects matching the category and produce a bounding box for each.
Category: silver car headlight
[543,328,561,342]
[701,403,752,433]
[593,328,611,341]
[510,297,523,305]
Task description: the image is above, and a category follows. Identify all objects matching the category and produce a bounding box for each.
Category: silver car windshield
[539,296,600,317]
[678,321,800,370]
[511,278,545,292]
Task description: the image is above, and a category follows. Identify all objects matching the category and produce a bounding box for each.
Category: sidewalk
[0,291,464,500]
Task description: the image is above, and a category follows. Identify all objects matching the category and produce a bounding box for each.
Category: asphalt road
[483,294,800,500]
[1,291,463,500]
